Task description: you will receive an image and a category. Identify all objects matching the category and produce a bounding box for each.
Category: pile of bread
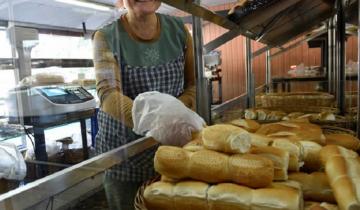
[244,108,337,122]
[143,119,360,210]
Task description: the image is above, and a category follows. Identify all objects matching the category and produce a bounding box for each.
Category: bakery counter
[0,137,157,210]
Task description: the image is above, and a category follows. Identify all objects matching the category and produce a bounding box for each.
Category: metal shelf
[162,0,335,52]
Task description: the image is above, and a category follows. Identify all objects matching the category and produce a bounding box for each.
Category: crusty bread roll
[145,181,303,210]
[144,181,175,210]
[144,181,209,210]
[300,141,323,172]
[325,133,360,151]
[256,109,270,120]
[202,124,251,154]
[251,185,302,210]
[271,138,304,171]
[305,201,339,210]
[287,112,305,119]
[207,183,252,210]
[154,146,274,188]
[183,139,204,152]
[160,175,179,183]
[266,111,287,121]
[257,122,326,145]
[318,112,336,121]
[289,172,336,203]
[250,146,289,180]
[245,108,257,120]
[229,119,260,132]
[249,133,274,147]
[320,145,360,210]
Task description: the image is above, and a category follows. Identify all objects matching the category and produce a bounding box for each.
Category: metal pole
[328,18,335,94]
[265,50,272,93]
[192,0,211,125]
[245,37,255,108]
[336,0,346,114]
[357,0,360,137]
[332,15,338,98]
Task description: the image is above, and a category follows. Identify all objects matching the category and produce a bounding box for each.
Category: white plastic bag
[132,91,205,146]
[0,142,27,180]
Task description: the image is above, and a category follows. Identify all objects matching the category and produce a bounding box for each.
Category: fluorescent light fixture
[55,0,112,11]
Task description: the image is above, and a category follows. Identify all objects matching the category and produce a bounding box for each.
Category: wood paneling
[176,4,359,101]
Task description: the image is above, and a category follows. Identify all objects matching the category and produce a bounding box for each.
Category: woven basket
[345,92,358,107]
[134,176,161,210]
[259,92,335,108]
[321,125,356,136]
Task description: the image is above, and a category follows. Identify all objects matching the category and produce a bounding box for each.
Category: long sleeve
[178,26,196,110]
[92,31,134,128]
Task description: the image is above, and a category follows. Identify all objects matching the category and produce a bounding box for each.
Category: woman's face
[120,0,161,16]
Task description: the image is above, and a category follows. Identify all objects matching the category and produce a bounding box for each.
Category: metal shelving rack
[160,0,359,126]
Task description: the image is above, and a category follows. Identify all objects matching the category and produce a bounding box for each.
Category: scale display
[41,88,68,97]
[6,85,97,117]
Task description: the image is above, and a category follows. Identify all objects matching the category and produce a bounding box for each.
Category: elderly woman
[92,0,196,209]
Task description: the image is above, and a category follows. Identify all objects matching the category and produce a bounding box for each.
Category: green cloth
[100,13,186,67]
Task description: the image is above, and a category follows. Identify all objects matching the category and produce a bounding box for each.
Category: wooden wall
[177,3,359,102]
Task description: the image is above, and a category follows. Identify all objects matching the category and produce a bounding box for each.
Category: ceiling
[0,0,237,31]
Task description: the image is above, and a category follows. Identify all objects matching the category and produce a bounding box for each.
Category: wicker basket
[321,125,356,136]
[259,92,335,108]
[134,176,161,210]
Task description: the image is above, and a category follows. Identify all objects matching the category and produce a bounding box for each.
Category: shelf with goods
[160,0,341,125]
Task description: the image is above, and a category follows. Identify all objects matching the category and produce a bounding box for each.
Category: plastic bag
[132,91,205,146]
[0,142,27,180]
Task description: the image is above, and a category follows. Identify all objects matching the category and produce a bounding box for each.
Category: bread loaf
[144,181,209,210]
[229,119,260,132]
[249,133,273,147]
[207,183,252,210]
[154,146,274,188]
[250,146,289,180]
[266,111,287,121]
[257,122,325,145]
[257,109,270,120]
[145,180,303,210]
[245,108,257,120]
[271,138,304,171]
[289,172,336,203]
[202,124,251,154]
[251,187,302,210]
[300,141,323,172]
[320,145,360,210]
[325,133,360,151]
[318,112,336,121]
[305,201,339,210]
[183,139,204,152]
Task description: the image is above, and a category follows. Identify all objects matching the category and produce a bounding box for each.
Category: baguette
[257,122,325,145]
[245,108,257,120]
[183,139,204,152]
[266,111,287,121]
[229,119,260,132]
[249,133,274,147]
[202,124,251,154]
[144,181,209,210]
[320,145,360,210]
[154,146,274,188]
[271,138,304,171]
[305,201,339,210]
[256,109,270,121]
[325,133,360,151]
[300,141,323,172]
[250,146,289,181]
[289,172,336,203]
[145,180,302,210]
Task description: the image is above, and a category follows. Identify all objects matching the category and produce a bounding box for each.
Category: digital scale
[6,85,96,117]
